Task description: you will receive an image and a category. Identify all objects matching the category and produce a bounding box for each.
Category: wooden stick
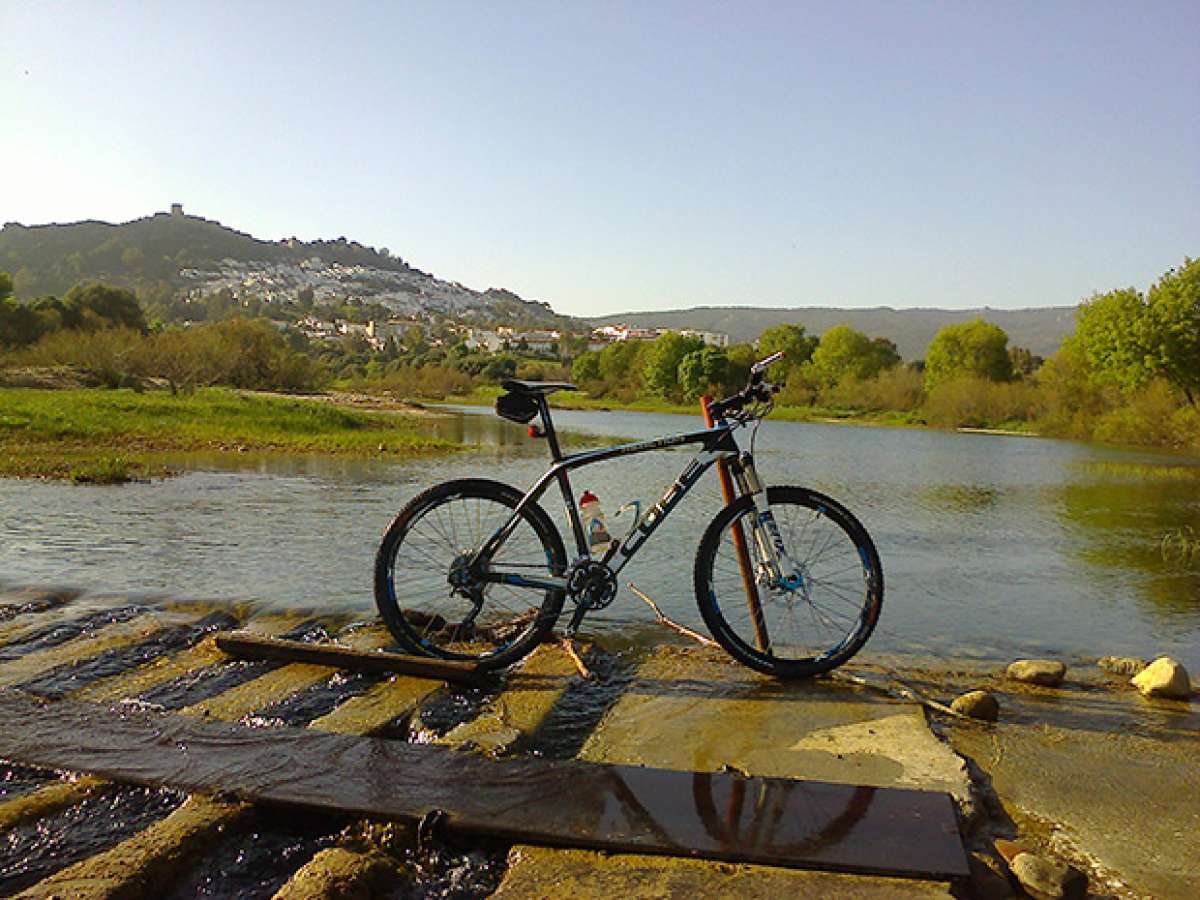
[213,631,495,688]
[833,669,968,720]
[559,638,593,680]
[628,583,719,648]
[701,396,770,652]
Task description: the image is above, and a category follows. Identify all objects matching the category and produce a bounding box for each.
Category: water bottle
[579,490,613,556]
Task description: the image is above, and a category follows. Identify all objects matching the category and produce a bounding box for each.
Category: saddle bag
[495,391,539,424]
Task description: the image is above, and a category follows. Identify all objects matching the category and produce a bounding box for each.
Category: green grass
[69,456,132,485]
[0,387,457,480]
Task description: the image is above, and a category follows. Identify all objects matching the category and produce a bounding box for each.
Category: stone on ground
[1009,851,1087,900]
[950,689,999,721]
[1097,655,1146,676]
[1005,659,1066,687]
[1131,656,1192,700]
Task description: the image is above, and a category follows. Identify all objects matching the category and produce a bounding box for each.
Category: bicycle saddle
[500,379,577,395]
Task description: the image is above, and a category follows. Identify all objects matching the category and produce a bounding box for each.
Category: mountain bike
[374,352,883,678]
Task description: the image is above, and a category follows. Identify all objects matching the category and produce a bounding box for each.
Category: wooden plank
[186,627,395,720]
[0,691,970,880]
[214,630,495,689]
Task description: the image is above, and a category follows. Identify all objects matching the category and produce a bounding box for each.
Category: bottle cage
[495,391,539,424]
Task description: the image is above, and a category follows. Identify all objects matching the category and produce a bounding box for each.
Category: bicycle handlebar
[708,352,784,419]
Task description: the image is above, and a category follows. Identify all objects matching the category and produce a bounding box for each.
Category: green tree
[598,340,644,384]
[756,323,817,381]
[924,320,1013,389]
[0,271,44,347]
[806,325,899,389]
[1146,257,1200,405]
[1070,288,1156,392]
[571,351,601,383]
[677,347,730,401]
[643,332,705,398]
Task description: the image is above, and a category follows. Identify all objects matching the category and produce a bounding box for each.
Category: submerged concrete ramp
[0,688,969,880]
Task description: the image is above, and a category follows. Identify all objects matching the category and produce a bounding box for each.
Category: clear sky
[3,1,1198,316]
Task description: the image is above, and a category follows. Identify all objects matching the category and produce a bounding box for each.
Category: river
[2,406,1198,670]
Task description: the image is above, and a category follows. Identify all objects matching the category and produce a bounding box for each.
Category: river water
[2,406,1198,669]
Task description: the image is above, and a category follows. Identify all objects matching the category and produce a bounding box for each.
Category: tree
[1070,288,1156,393]
[598,340,644,385]
[1146,257,1200,405]
[0,271,44,347]
[924,320,1013,389]
[805,325,899,389]
[571,351,601,383]
[1008,346,1043,377]
[756,323,817,381]
[643,332,705,398]
[677,347,730,401]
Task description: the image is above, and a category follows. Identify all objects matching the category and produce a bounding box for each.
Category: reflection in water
[2,406,1200,668]
[921,484,999,513]
[1059,479,1200,615]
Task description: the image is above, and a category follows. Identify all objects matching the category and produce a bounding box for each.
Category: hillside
[585,305,1077,360]
[0,208,570,328]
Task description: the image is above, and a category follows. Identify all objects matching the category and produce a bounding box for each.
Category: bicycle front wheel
[375,478,567,669]
[694,486,883,679]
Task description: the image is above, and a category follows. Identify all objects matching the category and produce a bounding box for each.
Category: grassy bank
[0,387,457,481]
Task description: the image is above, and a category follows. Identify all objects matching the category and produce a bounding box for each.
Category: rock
[951,690,999,721]
[1131,657,1192,699]
[1009,851,1087,900]
[1098,655,1146,676]
[992,838,1032,864]
[1006,659,1067,686]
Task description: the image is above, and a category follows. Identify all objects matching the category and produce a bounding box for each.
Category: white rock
[1131,657,1192,699]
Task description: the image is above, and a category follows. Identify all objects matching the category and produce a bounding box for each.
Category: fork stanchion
[701,396,770,652]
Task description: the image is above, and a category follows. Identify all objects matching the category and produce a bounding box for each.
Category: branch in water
[627,583,719,648]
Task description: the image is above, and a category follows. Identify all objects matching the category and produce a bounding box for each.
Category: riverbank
[0,387,457,482]
[444,385,1038,434]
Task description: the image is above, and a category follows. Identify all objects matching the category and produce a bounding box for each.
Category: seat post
[537,395,564,462]
[536,394,588,555]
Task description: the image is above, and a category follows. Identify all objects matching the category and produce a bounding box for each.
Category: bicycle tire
[374,478,567,669]
[694,485,883,679]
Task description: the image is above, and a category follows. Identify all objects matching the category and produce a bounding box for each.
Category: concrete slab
[70,612,310,703]
[494,845,954,899]
[949,689,1200,899]
[580,647,970,804]
[496,646,971,895]
[439,643,582,753]
[13,796,250,900]
[0,611,192,687]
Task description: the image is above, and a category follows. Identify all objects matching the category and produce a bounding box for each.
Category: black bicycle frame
[473,406,742,592]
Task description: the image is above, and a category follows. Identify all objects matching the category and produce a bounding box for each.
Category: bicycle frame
[472,394,795,594]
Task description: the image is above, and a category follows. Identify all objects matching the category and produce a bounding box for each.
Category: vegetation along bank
[2,257,1198,472]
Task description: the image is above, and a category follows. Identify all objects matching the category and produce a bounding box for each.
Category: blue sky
[3,1,1197,316]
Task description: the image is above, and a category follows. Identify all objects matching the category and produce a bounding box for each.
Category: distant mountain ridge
[2,209,1078,355]
[0,208,570,327]
[585,305,1077,360]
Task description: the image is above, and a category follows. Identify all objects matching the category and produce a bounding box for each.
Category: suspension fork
[729,453,801,589]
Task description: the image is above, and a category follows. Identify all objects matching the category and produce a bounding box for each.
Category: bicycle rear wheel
[374,478,567,669]
[694,485,883,678]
